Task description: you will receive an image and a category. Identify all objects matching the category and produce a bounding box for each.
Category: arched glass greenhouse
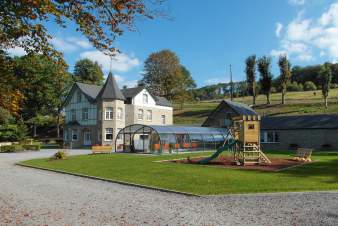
[115,124,230,154]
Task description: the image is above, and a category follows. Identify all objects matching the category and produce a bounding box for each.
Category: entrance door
[84,131,91,145]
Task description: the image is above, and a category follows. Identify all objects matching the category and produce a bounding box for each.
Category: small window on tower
[248,124,255,130]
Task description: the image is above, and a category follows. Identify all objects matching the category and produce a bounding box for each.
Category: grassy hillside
[174,88,338,125]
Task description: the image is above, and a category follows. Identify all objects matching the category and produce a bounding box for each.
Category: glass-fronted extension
[115,124,230,153]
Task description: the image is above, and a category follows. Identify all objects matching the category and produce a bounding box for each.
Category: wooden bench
[91,145,112,154]
[293,148,313,162]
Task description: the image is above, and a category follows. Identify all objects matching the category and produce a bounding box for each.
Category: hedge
[22,144,41,151]
[0,144,23,153]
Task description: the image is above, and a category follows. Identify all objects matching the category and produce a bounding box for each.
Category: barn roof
[222,100,258,116]
[261,114,338,130]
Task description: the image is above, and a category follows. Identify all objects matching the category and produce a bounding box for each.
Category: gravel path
[1,150,338,226]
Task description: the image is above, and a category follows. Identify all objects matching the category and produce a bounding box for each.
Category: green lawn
[174,88,338,124]
[20,151,338,195]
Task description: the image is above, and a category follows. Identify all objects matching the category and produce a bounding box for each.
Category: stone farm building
[260,114,338,151]
[63,73,173,148]
[203,100,338,151]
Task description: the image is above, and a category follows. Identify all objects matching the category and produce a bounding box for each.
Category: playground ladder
[243,144,271,164]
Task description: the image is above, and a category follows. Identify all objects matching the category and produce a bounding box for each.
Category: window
[82,108,88,120]
[105,107,113,120]
[105,128,113,141]
[161,115,166,124]
[77,92,82,102]
[261,131,279,143]
[138,109,144,120]
[71,109,76,121]
[72,129,78,141]
[117,107,123,120]
[248,124,255,129]
[143,94,148,104]
[146,110,152,121]
[64,130,68,141]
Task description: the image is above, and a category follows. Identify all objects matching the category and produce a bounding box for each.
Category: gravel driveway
[1,150,338,226]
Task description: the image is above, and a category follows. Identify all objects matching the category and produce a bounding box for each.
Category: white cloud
[275,23,283,37]
[272,3,338,62]
[114,74,138,88]
[205,77,229,85]
[6,47,27,56]
[80,50,140,72]
[50,37,91,52]
[288,0,306,6]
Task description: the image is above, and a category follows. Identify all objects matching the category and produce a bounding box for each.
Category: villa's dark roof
[121,86,144,98]
[76,82,101,101]
[70,76,171,107]
[223,100,258,116]
[261,114,338,130]
[154,96,172,107]
[96,72,126,101]
[122,86,172,107]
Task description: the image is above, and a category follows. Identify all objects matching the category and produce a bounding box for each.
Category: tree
[319,63,332,108]
[173,65,196,109]
[0,0,164,59]
[245,55,257,105]
[13,54,71,137]
[73,59,104,85]
[278,55,291,104]
[257,56,273,104]
[142,49,183,101]
[304,81,317,91]
[0,51,24,117]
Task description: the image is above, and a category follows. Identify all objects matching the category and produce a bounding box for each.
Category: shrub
[0,121,28,142]
[51,150,67,160]
[22,144,41,151]
[287,82,303,92]
[321,144,332,150]
[0,144,23,153]
[304,81,317,91]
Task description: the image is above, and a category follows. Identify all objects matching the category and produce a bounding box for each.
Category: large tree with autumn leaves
[0,0,164,59]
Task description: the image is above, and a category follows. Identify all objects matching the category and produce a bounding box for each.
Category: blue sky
[8,0,338,87]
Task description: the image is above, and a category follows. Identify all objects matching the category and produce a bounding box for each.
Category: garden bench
[91,145,112,154]
[293,148,313,162]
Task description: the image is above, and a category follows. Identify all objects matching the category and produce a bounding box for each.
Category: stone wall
[261,129,338,151]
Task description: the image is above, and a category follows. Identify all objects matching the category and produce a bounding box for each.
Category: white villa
[63,73,173,148]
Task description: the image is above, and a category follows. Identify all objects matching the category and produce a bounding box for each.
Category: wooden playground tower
[230,115,271,165]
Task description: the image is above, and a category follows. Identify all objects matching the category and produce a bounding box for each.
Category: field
[20,151,338,195]
[174,88,338,124]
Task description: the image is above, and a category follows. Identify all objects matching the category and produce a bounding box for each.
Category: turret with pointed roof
[96,72,125,101]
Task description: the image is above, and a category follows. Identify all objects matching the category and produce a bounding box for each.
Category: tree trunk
[33,124,37,137]
[281,89,285,105]
[56,113,60,138]
[252,94,256,106]
[325,96,328,108]
[266,93,271,105]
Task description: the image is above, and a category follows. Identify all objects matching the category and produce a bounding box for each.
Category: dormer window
[143,94,148,104]
[77,91,82,102]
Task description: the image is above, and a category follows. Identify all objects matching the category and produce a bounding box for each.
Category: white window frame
[138,109,144,120]
[143,94,148,104]
[64,130,68,141]
[71,109,76,121]
[146,110,152,121]
[82,108,88,120]
[161,114,166,124]
[261,131,280,143]
[105,128,113,141]
[72,129,78,141]
[117,107,123,120]
[105,107,113,120]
